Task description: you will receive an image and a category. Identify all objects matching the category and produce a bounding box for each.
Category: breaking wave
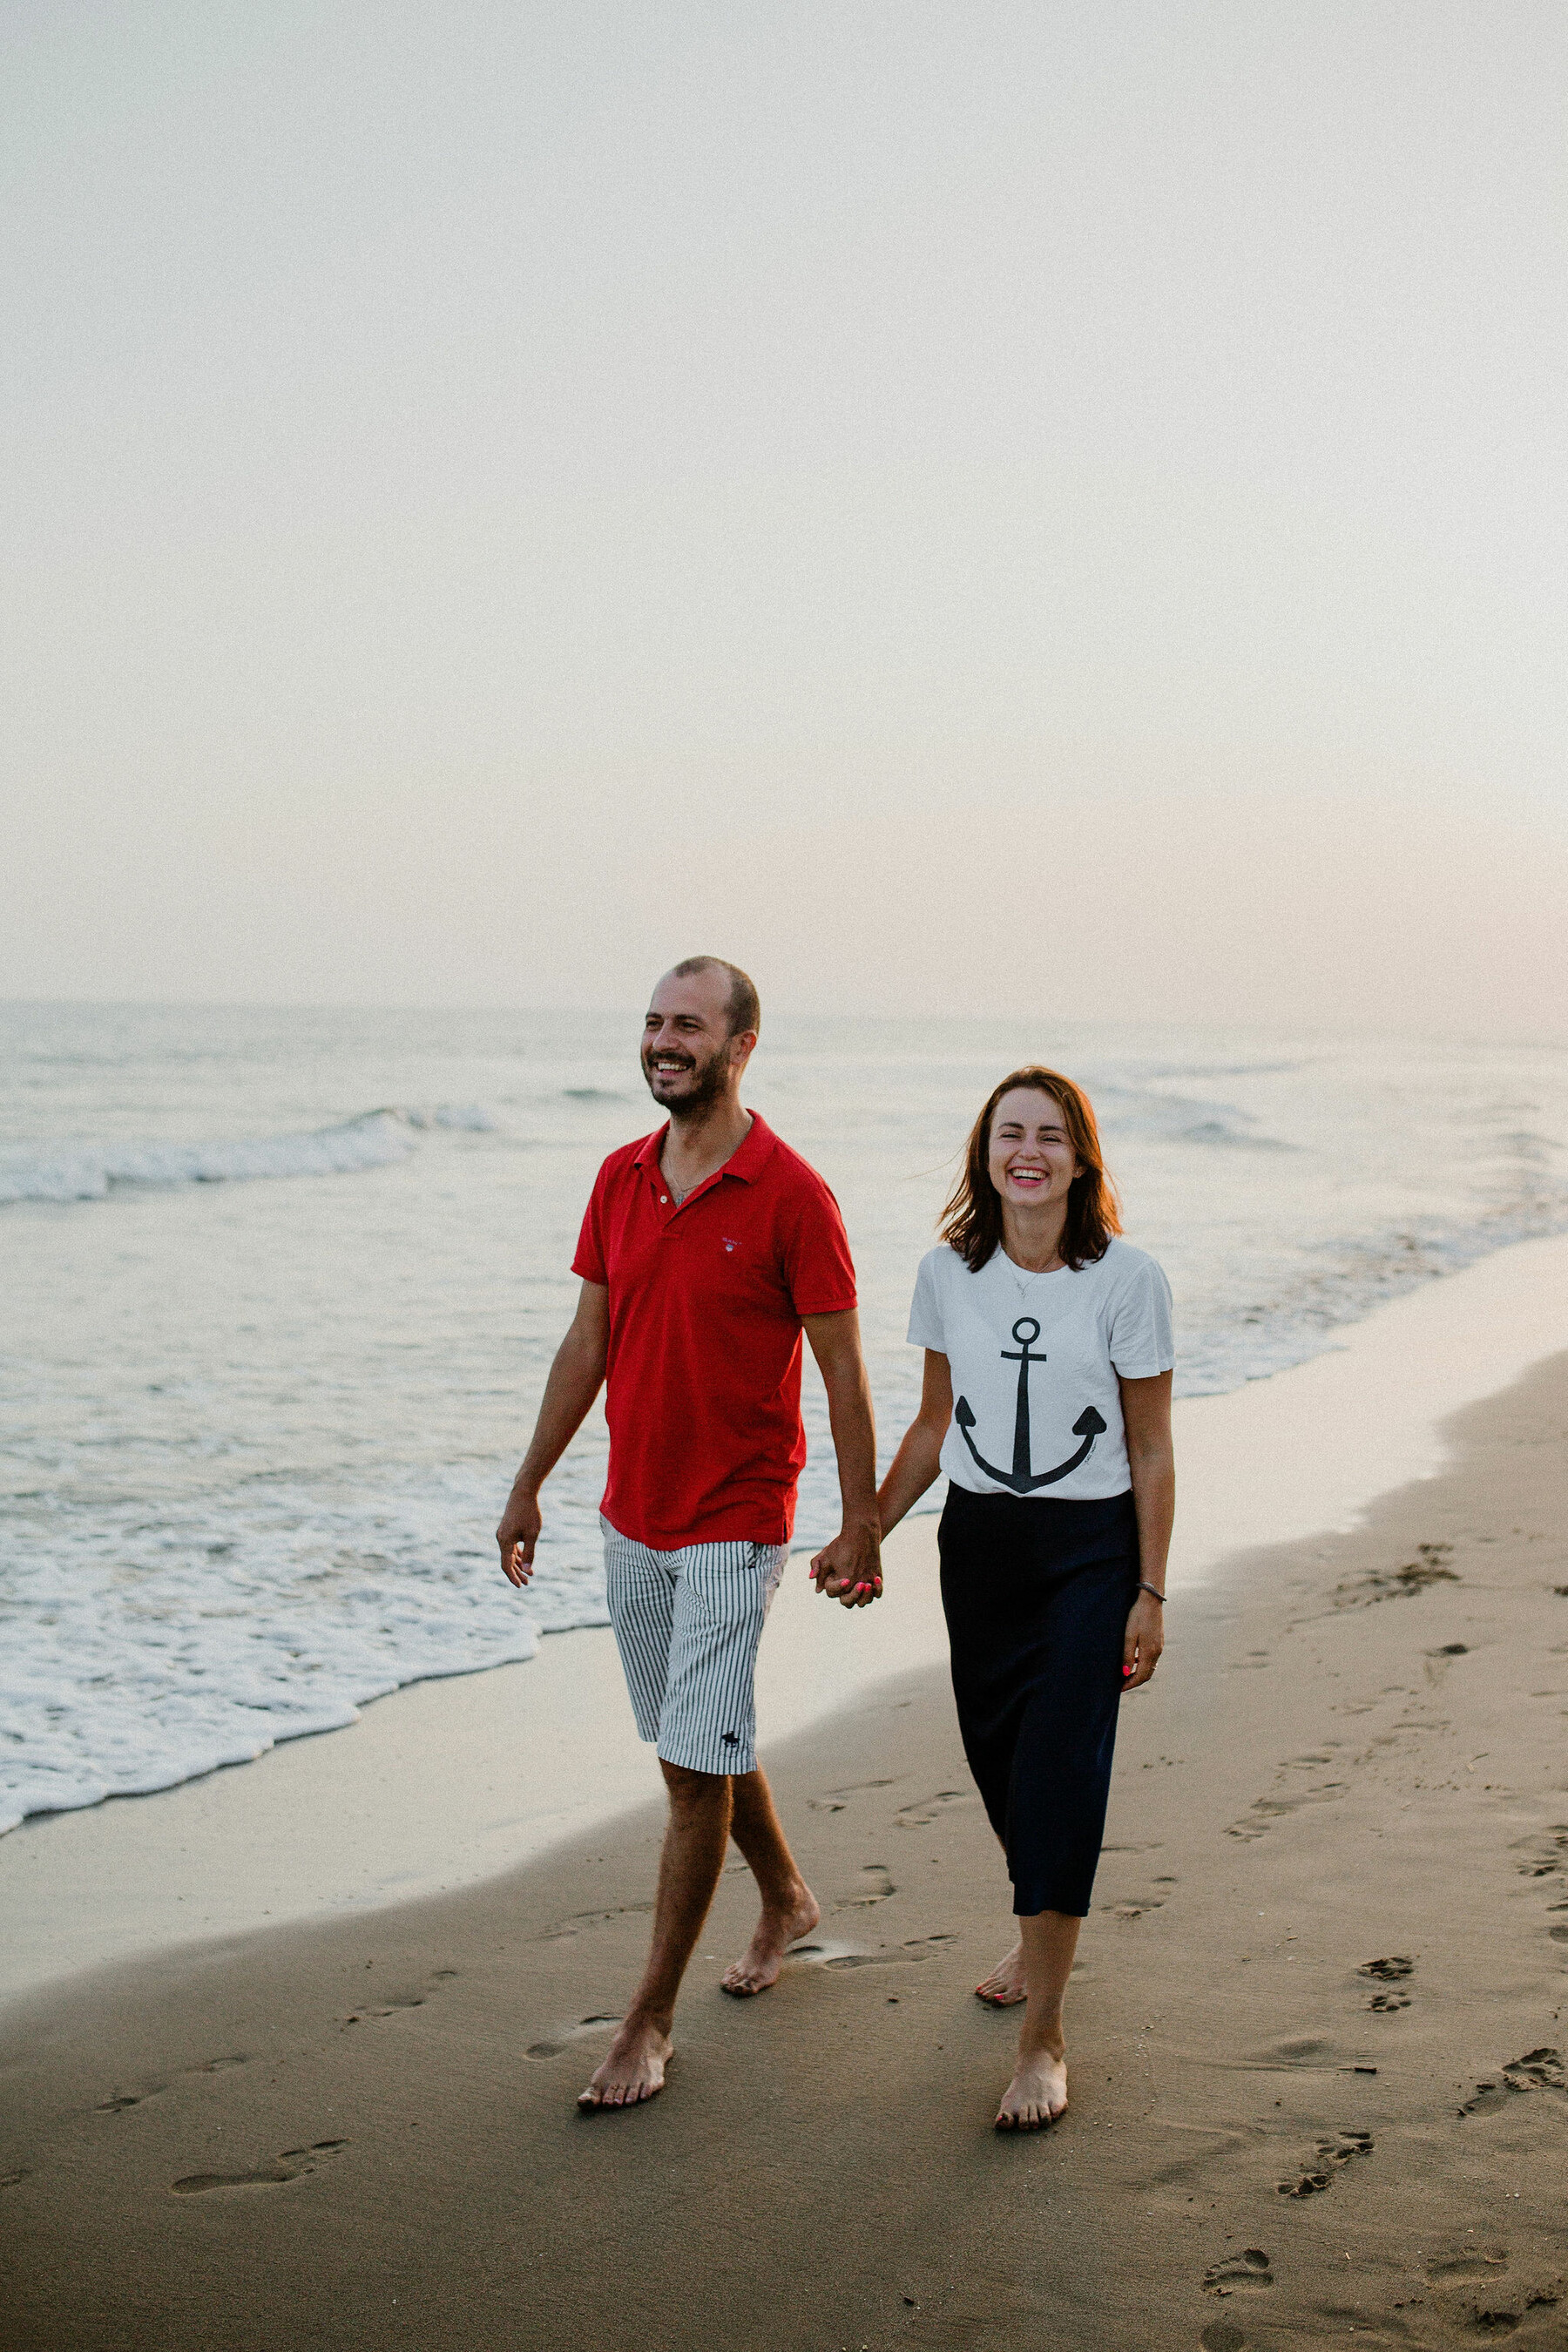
[0,1105,496,1206]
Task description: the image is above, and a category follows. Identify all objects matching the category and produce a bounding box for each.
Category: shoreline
[3,1228,1567,2015]
[3,1349,1567,2348]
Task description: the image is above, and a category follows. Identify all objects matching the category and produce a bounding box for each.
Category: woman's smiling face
[987,1087,1080,1212]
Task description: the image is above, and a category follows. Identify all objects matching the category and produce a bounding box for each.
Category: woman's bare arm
[875,1350,954,1538]
[1118,1369,1173,1691]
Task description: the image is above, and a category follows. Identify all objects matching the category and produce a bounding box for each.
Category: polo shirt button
[660,1194,668,1203]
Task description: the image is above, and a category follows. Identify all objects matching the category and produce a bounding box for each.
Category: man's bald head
[666,956,760,1040]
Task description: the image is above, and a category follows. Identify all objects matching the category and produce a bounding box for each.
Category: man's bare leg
[995,1909,1080,2131]
[720,1766,820,1996]
[579,1761,732,2111]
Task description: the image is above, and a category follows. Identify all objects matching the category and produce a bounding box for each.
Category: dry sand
[4,1355,1568,2349]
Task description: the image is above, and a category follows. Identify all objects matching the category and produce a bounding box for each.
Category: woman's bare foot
[975,1941,1028,2006]
[995,2044,1068,2131]
[578,2016,672,2111]
[720,1886,821,1996]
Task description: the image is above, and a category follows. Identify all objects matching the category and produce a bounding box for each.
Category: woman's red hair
[939,1065,1121,1273]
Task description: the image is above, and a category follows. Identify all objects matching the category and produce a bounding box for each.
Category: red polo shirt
[571,1112,857,1548]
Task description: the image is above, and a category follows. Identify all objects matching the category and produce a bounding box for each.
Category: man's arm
[497,1281,610,1588]
[801,1308,882,1609]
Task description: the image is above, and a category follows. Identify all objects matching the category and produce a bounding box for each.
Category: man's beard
[640,1043,731,1118]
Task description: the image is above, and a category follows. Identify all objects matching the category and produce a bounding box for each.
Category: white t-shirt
[907,1237,1174,1501]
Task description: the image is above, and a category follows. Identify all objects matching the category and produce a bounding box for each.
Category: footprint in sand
[1200,2324,1249,2352]
[1427,2249,1511,2283]
[836,1865,896,1908]
[536,1903,654,1943]
[1425,2247,1563,2334]
[810,1944,931,1973]
[1203,2249,1274,2296]
[1277,2130,1372,2194]
[98,2054,247,2107]
[1335,1542,1459,1608]
[896,1791,973,1828]
[524,2016,622,2062]
[814,1779,899,1811]
[1358,1955,1414,2011]
[171,2140,348,2196]
[1103,1890,1168,1920]
[1459,2048,1565,2115]
[341,1964,462,2025]
[1512,1826,1568,1881]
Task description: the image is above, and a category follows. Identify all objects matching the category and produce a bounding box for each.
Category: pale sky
[4,2,1565,1036]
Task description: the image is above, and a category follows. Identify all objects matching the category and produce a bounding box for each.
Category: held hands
[1120,1589,1164,1692]
[809,1524,883,1609]
[497,1486,542,1588]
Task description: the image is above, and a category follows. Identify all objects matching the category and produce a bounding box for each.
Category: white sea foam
[0,1466,608,1838]
[0,1105,495,1204]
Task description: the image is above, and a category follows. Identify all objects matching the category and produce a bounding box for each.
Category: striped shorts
[600,1517,788,1777]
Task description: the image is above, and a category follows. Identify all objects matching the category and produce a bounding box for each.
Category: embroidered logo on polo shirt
[723,1237,737,1253]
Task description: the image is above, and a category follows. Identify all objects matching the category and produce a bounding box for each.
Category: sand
[4,1350,1568,2350]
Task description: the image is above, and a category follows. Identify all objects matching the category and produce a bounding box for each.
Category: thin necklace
[1004,1248,1061,1294]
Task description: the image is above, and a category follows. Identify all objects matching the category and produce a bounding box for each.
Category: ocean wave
[0,1464,606,1836]
[1095,1084,1292,1154]
[1179,1119,1294,1152]
[0,1105,496,1206]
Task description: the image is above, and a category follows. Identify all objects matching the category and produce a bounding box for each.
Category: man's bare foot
[975,1941,1028,2006]
[578,2017,672,2112]
[720,1886,821,1996]
[995,2045,1068,2131]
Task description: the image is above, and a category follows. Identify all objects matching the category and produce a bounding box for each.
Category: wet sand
[3,1355,1568,2350]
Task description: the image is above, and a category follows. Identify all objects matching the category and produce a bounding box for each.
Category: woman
[877,1066,1174,2132]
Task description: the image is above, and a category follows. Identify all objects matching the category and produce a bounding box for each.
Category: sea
[3,1002,1566,1838]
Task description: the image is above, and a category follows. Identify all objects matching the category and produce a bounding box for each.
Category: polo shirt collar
[632,1111,777,1183]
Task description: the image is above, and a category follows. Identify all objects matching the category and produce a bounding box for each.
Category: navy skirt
[938,1482,1139,1918]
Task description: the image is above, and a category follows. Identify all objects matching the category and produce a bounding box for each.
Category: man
[497,956,882,2112]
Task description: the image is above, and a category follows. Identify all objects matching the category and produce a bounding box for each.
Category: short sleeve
[1106,1254,1175,1379]
[906,1251,948,1350]
[780,1179,857,1317]
[571,1166,610,1286]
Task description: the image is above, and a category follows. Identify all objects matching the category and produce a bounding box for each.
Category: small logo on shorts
[722,1730,739,1744]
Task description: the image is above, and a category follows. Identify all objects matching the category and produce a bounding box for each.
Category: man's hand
[1120,1590,1164,1691]
[497,1486,542,1588]
[809,1523,883,1609]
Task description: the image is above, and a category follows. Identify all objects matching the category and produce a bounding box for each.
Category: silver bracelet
[1137,1582,1166,1604]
